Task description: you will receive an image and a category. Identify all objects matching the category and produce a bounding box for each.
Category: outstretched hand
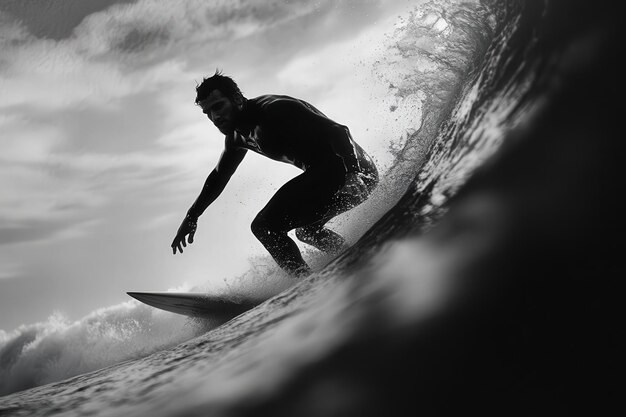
[171,215,197,254]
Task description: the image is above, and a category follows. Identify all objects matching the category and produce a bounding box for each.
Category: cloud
[69,0,335,63]
[0,261,23,281]
[0,113,63,162]
[0,0,137,40]
[0,0,393,113]
[0,0,405,227]
[0,219,99,247]
[0,0,417,336]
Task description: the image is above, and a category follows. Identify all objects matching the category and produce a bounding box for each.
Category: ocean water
[0,0,620,415]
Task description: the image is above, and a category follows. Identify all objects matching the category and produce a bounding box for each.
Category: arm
[187,145,247,218]
[171,138,247,254]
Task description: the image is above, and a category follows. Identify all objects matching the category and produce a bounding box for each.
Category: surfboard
[127,292,261,318]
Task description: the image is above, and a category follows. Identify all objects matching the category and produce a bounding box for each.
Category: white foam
[0,297,209,396]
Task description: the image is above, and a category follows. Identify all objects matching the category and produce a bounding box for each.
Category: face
[198,89,240,135]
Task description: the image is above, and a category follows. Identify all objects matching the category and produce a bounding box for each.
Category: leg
[295,222,345,254]
[251,216,310,275]
[295,166,379,253]
[251,164,344,275]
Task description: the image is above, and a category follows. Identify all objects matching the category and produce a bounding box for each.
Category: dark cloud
[114,27,171,53]
[0,0,138,40]
[186,0,389,77]
[0,222,65,246]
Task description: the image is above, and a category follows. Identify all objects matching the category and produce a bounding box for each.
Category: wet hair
[195,70,243,104]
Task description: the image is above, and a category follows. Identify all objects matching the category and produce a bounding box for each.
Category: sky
[0,0,421,331]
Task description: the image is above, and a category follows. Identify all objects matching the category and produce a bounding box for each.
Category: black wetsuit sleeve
[188,135,247,218]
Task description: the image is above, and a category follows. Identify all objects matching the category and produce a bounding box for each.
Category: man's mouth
[215,122,232,132]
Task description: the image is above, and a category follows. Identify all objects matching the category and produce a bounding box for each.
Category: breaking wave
[0,0,552,399]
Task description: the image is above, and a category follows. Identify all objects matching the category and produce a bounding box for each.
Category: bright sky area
[0,0,424,331]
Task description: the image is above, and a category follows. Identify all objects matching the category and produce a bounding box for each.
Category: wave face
[0,0,620,415]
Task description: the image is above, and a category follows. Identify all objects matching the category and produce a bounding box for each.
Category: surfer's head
[196,70,244,134]
[195,70,244,107]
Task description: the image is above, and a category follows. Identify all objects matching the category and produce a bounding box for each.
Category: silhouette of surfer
[171,71,378,276]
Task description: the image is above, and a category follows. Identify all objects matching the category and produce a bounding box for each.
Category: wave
[0,256,312,397]
[0,289,210,396]
[1,1,619,411]
[0,0,501,397]
[331,0,497,241]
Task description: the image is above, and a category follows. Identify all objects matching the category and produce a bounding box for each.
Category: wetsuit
[192,94,378,274]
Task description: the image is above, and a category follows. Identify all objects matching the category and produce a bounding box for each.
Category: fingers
[171,233,194,254]
[171,236,183,254]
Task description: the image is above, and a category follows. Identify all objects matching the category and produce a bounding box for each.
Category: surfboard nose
[126,291,261,318]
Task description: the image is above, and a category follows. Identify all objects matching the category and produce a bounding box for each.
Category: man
[171,71,378,276]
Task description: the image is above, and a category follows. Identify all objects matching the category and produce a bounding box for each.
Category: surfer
[171,71,378,276]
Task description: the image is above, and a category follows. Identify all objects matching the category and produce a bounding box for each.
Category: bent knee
[250,215,269,239]
[251,214,287,241]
